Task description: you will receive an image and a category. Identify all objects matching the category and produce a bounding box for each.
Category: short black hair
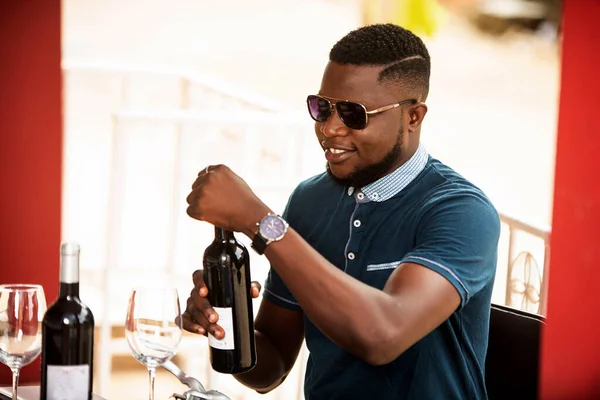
[329,24,431,100]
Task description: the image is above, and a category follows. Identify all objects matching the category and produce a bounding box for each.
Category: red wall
[540,1,600,398]
[1,0,600,394]
[0,0,62,384]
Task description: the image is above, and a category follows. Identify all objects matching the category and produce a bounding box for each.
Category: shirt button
[347,252,355,260]
[357,193,365,200]
[372,193,379,200]
[348,187,354,196]
[353,219,361,228]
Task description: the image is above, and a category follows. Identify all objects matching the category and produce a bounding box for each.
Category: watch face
[259,215,287,240]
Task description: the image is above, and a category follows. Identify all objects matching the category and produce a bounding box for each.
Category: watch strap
[251,233,268,255]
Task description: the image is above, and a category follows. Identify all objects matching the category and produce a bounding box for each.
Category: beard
[326,139,403,188]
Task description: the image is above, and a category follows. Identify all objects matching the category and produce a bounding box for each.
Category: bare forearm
[261,229,402,363]
[233,330,289,393]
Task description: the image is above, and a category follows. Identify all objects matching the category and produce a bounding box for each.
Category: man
[183,23,500,399]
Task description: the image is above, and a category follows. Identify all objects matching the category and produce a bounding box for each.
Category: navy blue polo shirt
[263,144,500,400]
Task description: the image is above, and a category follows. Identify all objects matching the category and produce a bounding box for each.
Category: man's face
[315,62,413,188]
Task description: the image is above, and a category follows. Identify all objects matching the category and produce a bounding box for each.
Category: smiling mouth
[324,147,356,163]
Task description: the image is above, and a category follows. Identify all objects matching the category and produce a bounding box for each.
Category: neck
[59,281,79,298]
[215,227,233,241]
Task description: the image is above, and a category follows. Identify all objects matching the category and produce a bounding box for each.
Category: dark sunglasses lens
[337,101,367,130]
[307,96,331,122]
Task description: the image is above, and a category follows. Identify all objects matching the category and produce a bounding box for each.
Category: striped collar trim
[358,143,429,202]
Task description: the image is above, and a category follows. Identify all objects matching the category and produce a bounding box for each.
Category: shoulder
[415,158,500,236]
[423,158,497,211]
[288,172,340,205]
[283,172,341,220]
[294,172,336,194]
[399,159,500,306]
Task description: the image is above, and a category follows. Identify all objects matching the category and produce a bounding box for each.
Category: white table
[0,386,106,400]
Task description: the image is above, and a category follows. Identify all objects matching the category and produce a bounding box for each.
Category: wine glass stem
[11,367,20,400]
[148,366,156,400]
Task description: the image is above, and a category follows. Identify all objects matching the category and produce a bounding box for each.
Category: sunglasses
[306,94,417,130]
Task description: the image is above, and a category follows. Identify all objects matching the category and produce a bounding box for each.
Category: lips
[323,144,356,163]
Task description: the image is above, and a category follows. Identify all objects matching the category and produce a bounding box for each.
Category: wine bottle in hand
[41,243,94,400]
[203,227,256,374]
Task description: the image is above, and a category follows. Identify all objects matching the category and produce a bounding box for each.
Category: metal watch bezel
[256,213,288,244]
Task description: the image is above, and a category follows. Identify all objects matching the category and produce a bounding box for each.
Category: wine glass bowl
[125,287,182,400]
[0,284,47,399]
[126,317,181,367]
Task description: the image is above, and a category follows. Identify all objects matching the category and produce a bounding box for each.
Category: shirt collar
[351,143,429,203]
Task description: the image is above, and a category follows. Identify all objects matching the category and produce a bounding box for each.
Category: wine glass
[125,287,182,400]
[0,284,47,400]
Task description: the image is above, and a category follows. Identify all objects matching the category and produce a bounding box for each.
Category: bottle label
[209,306,235,350]
[46,364,90,400]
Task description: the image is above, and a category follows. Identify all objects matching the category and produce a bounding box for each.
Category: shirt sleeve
[400,192,501,309]
[262,189,302,311]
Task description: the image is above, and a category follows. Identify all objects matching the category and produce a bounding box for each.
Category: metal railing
[62,59,292,113]
[499,213,551,315]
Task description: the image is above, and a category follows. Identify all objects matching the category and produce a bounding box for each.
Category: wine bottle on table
[203,227,257,374]
[41,243,95,400]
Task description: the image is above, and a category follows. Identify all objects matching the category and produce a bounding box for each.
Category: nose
[321,107,350,138]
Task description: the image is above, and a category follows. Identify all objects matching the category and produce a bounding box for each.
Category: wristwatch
[251,213,289,255]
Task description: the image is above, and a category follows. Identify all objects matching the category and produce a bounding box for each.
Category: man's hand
[186,164,271,236]
[182,269,262,337]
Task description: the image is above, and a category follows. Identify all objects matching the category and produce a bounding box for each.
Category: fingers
[192,270,208,297]
[185,297,224,339]
[185,270,223,337]
[191,176,204,191]
[191,164,218,191]
[181,312,203,334]
[251,281,262,298]
[181,310,214,336]
[187,169,210,203]
[186,164,233,221]
[192,270,259,302]
[185,179,206,220]
[198,165,212,177]
[191,287,218,323]
[192,164,227,188]
[186,185,200,204]
[182,274,257,338]
[186,204,202,221]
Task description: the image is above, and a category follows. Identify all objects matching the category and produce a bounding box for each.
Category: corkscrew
[164,360,231,400]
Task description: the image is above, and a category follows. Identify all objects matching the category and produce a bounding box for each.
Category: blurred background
[59,0,561,398]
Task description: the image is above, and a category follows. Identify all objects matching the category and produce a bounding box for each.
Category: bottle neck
[59,282,80,298]
[214,227,234,242]
[59,243,80,298]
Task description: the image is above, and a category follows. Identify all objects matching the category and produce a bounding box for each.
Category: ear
[408,103,428,133]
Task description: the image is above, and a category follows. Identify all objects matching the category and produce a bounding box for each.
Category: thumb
[250,281,262,298]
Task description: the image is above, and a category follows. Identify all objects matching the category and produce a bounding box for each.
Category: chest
[292,197,423,290]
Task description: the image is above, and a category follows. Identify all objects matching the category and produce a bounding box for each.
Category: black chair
[485,303,546,400]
